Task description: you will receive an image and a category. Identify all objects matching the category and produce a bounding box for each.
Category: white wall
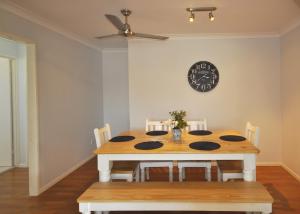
[0,37,28,167]
[0,8,103,189]
[102,49,129,136]
[281,25,300,177]
[128,37,282,163]
[0,57,13,166]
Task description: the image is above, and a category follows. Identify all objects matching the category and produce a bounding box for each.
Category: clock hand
[200,74,210,80]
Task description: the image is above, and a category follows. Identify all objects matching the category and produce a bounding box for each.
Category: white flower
[170,120,178,129]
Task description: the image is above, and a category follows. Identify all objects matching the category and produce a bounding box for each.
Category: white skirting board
[256,162,281,166]
[281,163,300,182]
[38,154,95,194]
[15,163,28,168]
[187,161,299,182]
[257,162,300,182]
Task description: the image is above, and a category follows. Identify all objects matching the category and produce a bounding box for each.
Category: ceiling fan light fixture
[209,11,215,21]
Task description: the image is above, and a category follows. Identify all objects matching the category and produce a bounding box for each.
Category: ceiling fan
[96,9,168,40]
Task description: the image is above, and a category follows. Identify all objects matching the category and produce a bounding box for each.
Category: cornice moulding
[1,0,299,47]
[0,0,100,51]
[102,48,128,53]
[165,32,281,39]
[280,18,300,36]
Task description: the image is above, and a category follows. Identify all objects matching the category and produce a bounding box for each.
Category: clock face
[187,61,219,92]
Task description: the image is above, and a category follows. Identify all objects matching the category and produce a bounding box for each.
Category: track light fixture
[186,7,217,23]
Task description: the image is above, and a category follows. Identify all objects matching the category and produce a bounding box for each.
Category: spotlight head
[189,11,195,23]
[209,11,215,21]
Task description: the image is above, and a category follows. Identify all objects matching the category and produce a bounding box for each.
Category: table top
[94,130,259,155]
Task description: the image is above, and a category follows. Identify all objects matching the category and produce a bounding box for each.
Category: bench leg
[169,166,173,182]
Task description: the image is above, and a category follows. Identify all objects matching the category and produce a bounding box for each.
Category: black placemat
[109,135,135,142]
[146,131,168,136]
[189,141,221,151]
[188,130,213,136]
[219,135,246,142]
[134,141,163,150]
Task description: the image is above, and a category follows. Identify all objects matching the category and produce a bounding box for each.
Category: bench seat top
[77,182,273,204]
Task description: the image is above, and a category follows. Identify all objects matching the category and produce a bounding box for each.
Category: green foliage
[169,110,187,129]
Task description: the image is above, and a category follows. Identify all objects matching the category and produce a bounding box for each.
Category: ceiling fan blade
[105,14,124,31]
[95,34,122,39]
[133,33,169,40]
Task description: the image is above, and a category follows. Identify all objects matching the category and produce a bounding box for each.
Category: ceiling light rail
[186,7,217,23]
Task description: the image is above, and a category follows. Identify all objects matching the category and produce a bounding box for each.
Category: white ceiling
[3,0,300,49]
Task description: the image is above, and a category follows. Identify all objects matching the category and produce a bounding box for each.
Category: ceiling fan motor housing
[97,8,168,40]
[121,9,131,17]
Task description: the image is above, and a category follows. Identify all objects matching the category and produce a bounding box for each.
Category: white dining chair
[140,119,173,182]
[94,124,140,182]
[217,122,260,182]
[177,119,212,182]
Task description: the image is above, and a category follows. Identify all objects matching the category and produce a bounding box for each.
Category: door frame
[0,32,39,196]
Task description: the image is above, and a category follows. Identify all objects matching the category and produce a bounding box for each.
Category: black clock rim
[187,61,219,93]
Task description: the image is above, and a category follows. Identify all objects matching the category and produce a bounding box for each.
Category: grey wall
[128,37,282,163]
[281,25,300,177]
[0,8,103,189]
[102,50,129,136]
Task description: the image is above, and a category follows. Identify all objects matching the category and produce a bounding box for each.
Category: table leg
[79,203,91,214]
[243,154,256,181]
[98,155,111,182]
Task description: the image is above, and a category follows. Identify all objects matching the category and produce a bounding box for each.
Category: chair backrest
[145,119,170,131]
[185,119,208,131]
[93,123,112,148]
[245,122,260,147]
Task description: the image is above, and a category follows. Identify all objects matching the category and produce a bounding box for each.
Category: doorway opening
[0,35,39,196]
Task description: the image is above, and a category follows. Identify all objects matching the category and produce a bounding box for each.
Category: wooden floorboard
[0,157,299,214]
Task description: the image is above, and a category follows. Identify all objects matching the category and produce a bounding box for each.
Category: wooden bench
[77,182,273,214]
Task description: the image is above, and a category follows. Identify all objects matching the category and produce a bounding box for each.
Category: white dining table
[94,129,259,182]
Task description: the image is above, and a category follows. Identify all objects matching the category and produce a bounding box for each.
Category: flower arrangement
[169,110,188,129]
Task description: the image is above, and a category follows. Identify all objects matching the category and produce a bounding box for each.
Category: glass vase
[172,128,182,142]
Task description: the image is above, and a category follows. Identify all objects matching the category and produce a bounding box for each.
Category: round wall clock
[187,61,219,92]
